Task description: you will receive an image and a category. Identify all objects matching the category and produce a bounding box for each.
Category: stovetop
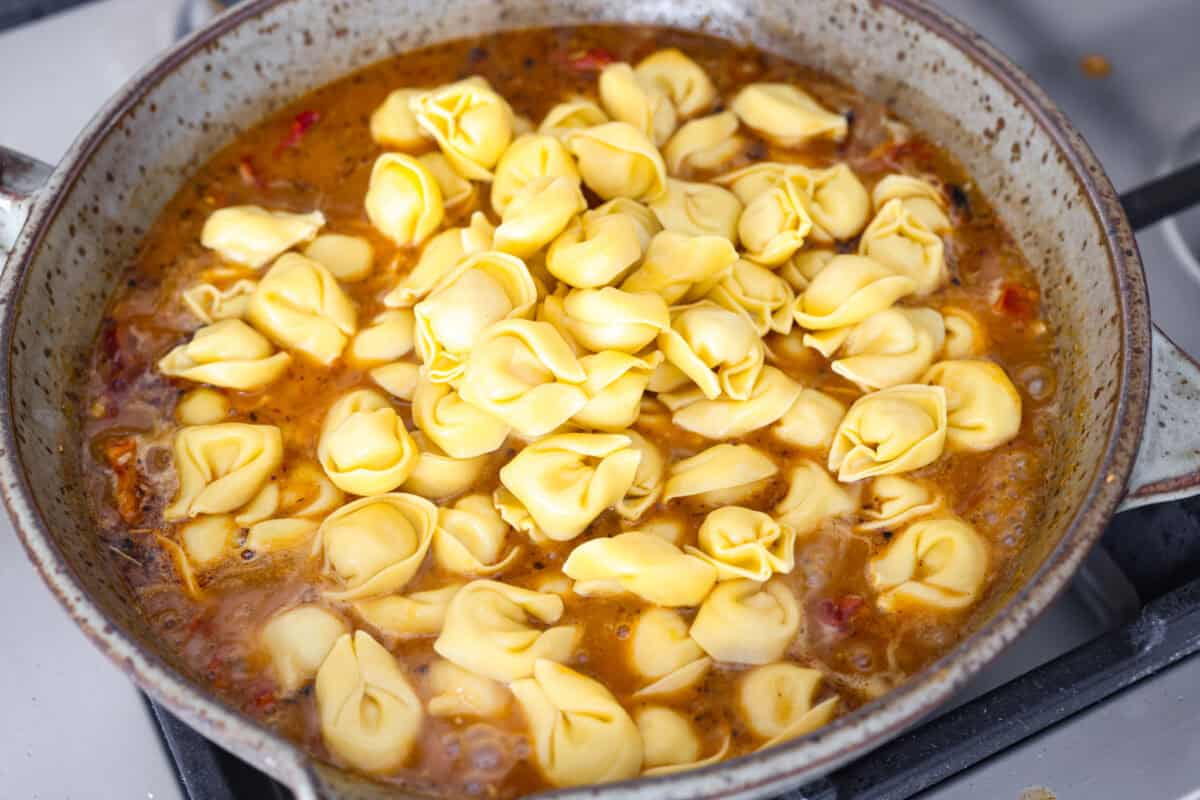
[3,1,1200,799]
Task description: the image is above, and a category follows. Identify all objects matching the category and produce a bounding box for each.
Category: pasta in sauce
[83,25,1058,798]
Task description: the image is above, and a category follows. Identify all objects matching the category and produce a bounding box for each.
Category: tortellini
[859,199,946,295]
[564,122,668,202]
[545,212,646,289]
[246,253,358,365]
[304,233,375,282]
[648,179,742,242]
[562,532,717,607]
[425,659,510,719]
[773,388,846,452]
[796,164,872,243]
[941,306,988,359]
[634,48,716,118]
[383,211,494,308]
[737,176,813,265]
[497,433,640,541]
[773,460,858,535]
[779,248,835,293]
[315,631,423,774]
[316,493,437,600]
[663,111,743,175]
[510,660,643,788]
[573,350,661,431]
[621,230,738,304]
[434,580,580,682]
[629,608,711,697]
[182,279,256,324]
[707,259,795,336]
[179,515,236,568]
[559,287,669,353]
[165,423,283,521]
[923,359,1022,452]
[158,319,290,390]
[364,153,445,246]
[690,579,801,664]
[401,432,490,500]
[598,62,677,146]
[868,517,989,611]
[858,475,944,532]
[370,88,432,150]
[739,663,839,747]
[672,366,801,439]
[347,309,415,368]
[491,133,580,216]
[371,361,421,401]
[538,97,608,138]
[433,493,520,576]
[353,583,462,640]
[175,387,229,425]
[637,707,701,771]
[872,174,952,234]
[412,375,510,459]
[413,251,538,382]
[663,443,778,506]
[689,506,796,582]
[588,196,662,249]
[260,605,348,693]
[792,254,916,330]
[730,83,848,146]
[410,79,514,179]
[419,151,476,214]
[828,307,946,391]
[829,385,948,481]
[200,205,325,268]
[493,175,587,258]
[658,301,765,400]
[615,430,665,520]
[318,389,418,496]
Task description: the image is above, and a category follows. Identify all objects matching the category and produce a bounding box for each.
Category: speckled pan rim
[0,0,1150,797]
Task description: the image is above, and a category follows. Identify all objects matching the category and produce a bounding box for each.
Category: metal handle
[0,145,53,270]
[1117,168,1200,511]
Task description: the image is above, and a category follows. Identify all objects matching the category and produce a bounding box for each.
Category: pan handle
[1119,326,1200,511]
[0,145,53,271]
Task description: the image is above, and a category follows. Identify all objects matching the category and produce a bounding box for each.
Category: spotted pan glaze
[0,1,1198,798]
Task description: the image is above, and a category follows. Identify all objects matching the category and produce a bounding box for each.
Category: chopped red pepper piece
[274,110,320,157]
[237,155,265,188]
[993,282,1039,320]
[816,594,865,632]
[563,47,616,72]
[102,437,143,525]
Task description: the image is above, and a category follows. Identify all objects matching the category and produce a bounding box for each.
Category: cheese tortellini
[498,433,640,541]
[941,306,988,359]
[658,301,765,400]
[410,79,514,179]
[859,199,946,295]
[490,133,579,216]
[648,179,742,242]
[858,475,944,532]
[598,62,677,146]
[564,121,668,201]
[773,388,846,452]
[260,605,348,693]
[690,579,801,664]
[200,205,325,268]
[730,83,847,146]
[353,583,462,640]
[688,506,797,581]
[663,111,743,175]
[828,307,946,391]
[316,493,437,600]
[774,460,858,535]
[545,210,645,288]
[707,259,795,336]
[563,531,717,606]
[615,430,665,520]
[425,659,511,719]
[364,153,445,246]
[182,279,256,324]
[868,517,989,611]
[315,631,423,774]
[165,423,283,520]
[318,389,418,496]
[635,48,716,118]
[401,432,490,500]
[370,87,432,150]
[622,231,738,304]
[829,384,948,481]
[663,443,779,505]
[434,580,580,682]
[672,366,801,440]
[512,660,643,788]
[433,493,520,576]
[873,174,952,234]
[538,97,608,138]
[346,310,415,368]
[737,175,813,265]
[383,211,494,308]
[493,175,587,258]
[412,374,510,459]
[304,233,375,283]
[413,250,538,382]
[158,319,290,390]
[739,663,840,747]
[573,350,660,431]
[559,287,669,353]
[792,254,916,331]
[629,608,711,697]
[246,253,358,365]
[458,320,588,436]
[923,359,1022,452]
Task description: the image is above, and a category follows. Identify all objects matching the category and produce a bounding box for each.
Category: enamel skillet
[3,0,1200,797]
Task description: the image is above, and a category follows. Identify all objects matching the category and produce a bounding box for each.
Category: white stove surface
[1,2,1198,799]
